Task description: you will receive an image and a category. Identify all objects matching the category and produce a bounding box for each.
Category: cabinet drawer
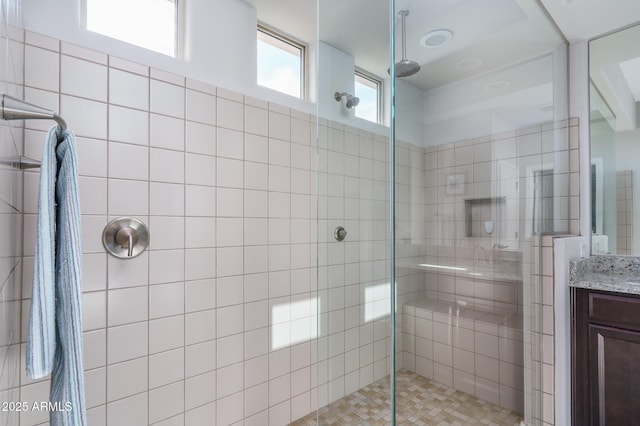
[589,292,640,329]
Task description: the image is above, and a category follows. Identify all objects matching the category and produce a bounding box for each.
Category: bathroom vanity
[570,256,640,425]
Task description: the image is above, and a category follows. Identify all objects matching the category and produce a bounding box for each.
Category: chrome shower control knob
[102,217,150,259]
[334,226,347,242]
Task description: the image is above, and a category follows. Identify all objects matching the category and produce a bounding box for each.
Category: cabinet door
[589,324,640,425]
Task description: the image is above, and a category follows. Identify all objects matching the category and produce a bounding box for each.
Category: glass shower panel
[308,0,394,424]
[393,0,568,425]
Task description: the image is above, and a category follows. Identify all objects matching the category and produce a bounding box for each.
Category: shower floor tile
[290,370,523,426]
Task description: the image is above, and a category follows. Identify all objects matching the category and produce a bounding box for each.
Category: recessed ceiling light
[420,29,454,48]
[457,58,483,71]
[485,80,510,91]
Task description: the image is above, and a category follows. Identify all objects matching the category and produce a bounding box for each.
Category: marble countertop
[569,255,640,295]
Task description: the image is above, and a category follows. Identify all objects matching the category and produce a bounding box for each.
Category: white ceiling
[244,0,640,78]
[245,0,640,132]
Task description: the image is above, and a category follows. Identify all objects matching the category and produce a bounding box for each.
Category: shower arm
[401,10,408,60]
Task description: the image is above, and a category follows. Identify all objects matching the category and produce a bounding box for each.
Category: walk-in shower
[305,0,569,424]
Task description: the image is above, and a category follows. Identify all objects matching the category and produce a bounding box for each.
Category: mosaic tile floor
[291,370,523,426]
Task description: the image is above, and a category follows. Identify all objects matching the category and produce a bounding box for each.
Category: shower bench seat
[401,298,525,416]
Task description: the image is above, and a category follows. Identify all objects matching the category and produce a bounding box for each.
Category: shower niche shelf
[464,197,505,237]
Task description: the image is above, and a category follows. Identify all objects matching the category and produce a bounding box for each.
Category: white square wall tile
[149,348,184,389]
[149,316,184,354]
[186,89,216,125]
[150,79,185,118]
[149,381,184,424]
[109,105,149,145]
[217,188,243,217]
[61,95,107,139]
[185,371,216,410]
[82,291,106,331]
[186,279,216,313]
[245,133,269,163]
[186,153,216,186]
[25,45,59,91]
[151,114,185,151]
[61,55,107,101]
[186,185,216,217]
[217,157,243,188]
[107,357,148,402]
[108,142,148,180]
[217,127,244,160]
[109,68,149,110]
[107,251,149,289]
[216,391,243,425]
[107,322,148,364]
[83,329,107,370]
[269,111,291,141]
[186,121,216,155]
[107,393,147,426]
[77,137,107,177]
[150,182,185,216]
[244,105,268,136]
[150,282,185,319]
[217,276,243,308]
[185,340,216,377]
[185,216,215,248]
[185,310,216,345]
[108,286,148,326]
[217,217,244,247]
[217,363,243,398]
[217,247,243,277]
[107,179,148,216]
[149,216,184,250]
[150,148,184,183]
[217,98,244,131]
[217,334,244,368]
[185,248,216,280]
[217,305,244,337]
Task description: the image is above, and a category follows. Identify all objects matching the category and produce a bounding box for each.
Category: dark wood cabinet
[572,288,640,426]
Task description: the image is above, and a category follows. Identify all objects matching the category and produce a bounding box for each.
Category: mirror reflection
[590,24,640,255]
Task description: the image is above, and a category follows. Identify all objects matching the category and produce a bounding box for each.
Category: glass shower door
[311,0,394,423]
[392,1,568,425]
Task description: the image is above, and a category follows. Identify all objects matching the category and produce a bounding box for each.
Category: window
[257,26,304,99]
[85,0,178,57]
[355,70,382,123]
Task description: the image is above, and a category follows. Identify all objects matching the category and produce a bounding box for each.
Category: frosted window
[257,28,303,99]
[86,0,177,57]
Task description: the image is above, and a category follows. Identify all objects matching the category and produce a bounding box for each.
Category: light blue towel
[27,125,87,426]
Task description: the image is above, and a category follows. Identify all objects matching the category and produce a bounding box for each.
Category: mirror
[590,24,640,255]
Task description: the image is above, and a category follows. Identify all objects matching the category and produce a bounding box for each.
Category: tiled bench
[402,298,525,415]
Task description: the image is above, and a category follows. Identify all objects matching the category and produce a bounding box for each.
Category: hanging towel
[27,125,87,426]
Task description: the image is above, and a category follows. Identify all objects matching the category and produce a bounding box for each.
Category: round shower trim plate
[420,29,454,48]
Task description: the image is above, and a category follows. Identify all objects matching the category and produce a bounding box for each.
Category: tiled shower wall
[18,30,322,426]
[14,29,431,426]
[616,170,633,255]
[0,1,25,426]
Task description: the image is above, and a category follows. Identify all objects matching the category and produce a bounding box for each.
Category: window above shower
[84,0,179,57]
[354,69,381,124]
[257,25,305,99]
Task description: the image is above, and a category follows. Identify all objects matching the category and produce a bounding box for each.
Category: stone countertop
[569,255,640,295]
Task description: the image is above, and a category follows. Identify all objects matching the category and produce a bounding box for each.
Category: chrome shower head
[334,92,360,109]
[388,9,421,78]
[346,95,360,109]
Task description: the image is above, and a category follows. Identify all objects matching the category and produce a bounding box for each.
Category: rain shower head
[388,10,421,78]
[334,92,360,109]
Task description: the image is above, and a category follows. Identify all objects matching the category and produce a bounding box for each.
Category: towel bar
[1,94,67,132]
